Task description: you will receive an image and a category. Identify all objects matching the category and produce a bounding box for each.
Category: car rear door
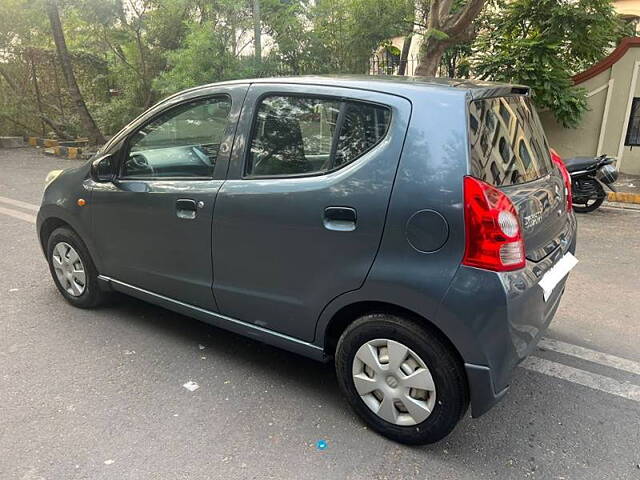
[212,83,412,341]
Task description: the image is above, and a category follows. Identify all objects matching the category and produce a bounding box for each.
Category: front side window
[122,96,231,178]
[247,95,391,177]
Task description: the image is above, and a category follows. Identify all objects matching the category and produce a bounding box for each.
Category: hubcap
[52,242,86,297]
[352,339,436,426]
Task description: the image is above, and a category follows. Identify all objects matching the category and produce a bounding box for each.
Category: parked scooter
[563,154,618,213]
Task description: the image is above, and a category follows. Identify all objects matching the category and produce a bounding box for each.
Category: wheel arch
[322,300,466,368]
[37,205,102,272]
[39,217,75,253]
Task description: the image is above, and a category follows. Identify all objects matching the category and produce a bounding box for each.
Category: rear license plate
[538,252,578,301]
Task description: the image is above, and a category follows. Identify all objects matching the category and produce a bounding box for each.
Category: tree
[46,0,105,143]
[414,0,485,77]
[252,0,262,63]
[261,0,327,74]
[473,0,628,128]
[313,0,414,72]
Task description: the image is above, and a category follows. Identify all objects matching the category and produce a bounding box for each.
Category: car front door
[91,85,247,310]
[212,83,412,341]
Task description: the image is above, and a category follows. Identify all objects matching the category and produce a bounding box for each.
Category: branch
[0,63,73,139]
[0,113,40,135]
[439,0,455,20]
[0,64,19,92]
[101,33,142,78]
[428,0,442,29]
[444,0,485,39]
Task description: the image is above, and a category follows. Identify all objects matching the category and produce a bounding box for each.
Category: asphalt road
[1,147,639,480]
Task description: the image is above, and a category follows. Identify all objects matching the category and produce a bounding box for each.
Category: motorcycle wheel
[573,182,606,213]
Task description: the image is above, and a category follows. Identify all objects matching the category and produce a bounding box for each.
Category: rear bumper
[464,363,509,417]
[463,282,566,417]
[442,213,577,417]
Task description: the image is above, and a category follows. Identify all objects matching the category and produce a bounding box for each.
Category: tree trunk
[414,0,485,78]
[51,57,66,121]
[414,40,448,77]
[398,34,413,76]
[29,53,46,136]
[46,0,105,144]
[253,0,262,64]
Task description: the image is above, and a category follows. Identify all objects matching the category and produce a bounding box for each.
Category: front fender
[37,164,100,270]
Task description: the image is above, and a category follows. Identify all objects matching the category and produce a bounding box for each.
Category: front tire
[335,314,468,445]
[46,227,108,308]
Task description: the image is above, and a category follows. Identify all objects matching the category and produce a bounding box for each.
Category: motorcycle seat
[563,156,596,173]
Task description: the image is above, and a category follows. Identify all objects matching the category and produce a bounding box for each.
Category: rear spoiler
[467,85,531,101]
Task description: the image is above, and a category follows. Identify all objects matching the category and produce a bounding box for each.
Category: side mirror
[91,154,116,182]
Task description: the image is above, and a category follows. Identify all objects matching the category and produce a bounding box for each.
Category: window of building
[625,98,640,147]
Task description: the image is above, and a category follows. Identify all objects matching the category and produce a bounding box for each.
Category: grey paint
[89,85,248,309]
[405,210,450,253]
[37,76,577,419]
[211,83,412,340]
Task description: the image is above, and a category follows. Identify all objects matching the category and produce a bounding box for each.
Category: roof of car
[100,75,529,153]
[187,75,529,100]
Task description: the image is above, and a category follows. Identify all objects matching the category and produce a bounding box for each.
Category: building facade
[540,38,640,175]
[615,0,640,29]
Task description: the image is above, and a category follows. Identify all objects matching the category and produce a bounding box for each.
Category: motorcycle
[563,154,618,213]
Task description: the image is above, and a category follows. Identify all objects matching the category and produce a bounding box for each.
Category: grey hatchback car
[38,76,577,444]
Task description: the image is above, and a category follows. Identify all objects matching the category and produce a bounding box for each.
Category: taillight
[549,148,572,211]
[462,176,525,271]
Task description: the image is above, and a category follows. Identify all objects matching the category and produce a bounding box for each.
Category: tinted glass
[123,96,231,178]
[247,95,390,177]
[334,102,391,168]
[625,97,640,147]
[469,96,552,186]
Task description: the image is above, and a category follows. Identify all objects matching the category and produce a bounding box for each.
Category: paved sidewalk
[615,173,640,194]
[606,173,640,204]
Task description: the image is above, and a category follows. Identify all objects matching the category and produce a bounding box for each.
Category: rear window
[468,96,553,186]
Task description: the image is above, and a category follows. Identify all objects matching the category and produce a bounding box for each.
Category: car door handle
[176,198,197,220]
[323,207,357,231]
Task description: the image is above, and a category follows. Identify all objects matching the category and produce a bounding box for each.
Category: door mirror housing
[91,154,116,182]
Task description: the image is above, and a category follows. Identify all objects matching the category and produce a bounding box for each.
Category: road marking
[600,205,640,214]
[521,356,640,403]
[538,338,640,377]
[0,195,39,212]
[0,205,36,224]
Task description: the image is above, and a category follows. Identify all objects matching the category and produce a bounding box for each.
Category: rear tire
[573,182,605,213]
[46,227,108,308]
[335,314,468,445]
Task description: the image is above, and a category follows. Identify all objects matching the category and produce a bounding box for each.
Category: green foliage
[473,0,628,128]
[0,0,415,137]
[424,28,449,41]
[441,43,472,78]
[0,0,633,138]
[260,0,413,74]
[154,22,239,94]
[312,0,413,72]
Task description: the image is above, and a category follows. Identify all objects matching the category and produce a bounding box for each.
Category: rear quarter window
[469,96,552,187]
